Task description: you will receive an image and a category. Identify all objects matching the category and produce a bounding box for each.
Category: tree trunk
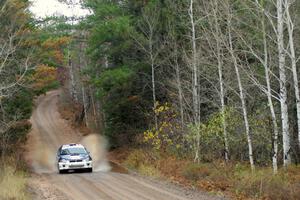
[81,85,89,127]
[90,86,98,129]
[150,48,158,130]
[228,14,255,171]
[261,17,279,174]
[213,0,229,162]
[189,0,200,162]
[173,43,184,130]
[68,47,77,102]
[146,13,158,131]
[277,0,291,168]
[285,0,300,151]
[78,40,89,127]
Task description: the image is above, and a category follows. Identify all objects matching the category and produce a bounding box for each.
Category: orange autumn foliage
[41,36,71,49]
[31,65,57,91]
[40,36,71,65]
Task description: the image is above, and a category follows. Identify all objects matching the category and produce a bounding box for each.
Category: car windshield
[61,147,87,155]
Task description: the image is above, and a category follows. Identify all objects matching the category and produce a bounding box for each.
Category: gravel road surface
[26,90,226,200]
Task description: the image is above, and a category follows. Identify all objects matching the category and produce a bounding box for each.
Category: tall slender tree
[277,0,291,167]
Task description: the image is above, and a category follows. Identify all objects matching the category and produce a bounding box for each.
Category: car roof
[61,143,85,150]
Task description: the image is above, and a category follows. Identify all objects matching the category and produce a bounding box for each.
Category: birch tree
[277,0,291,167]
[0,0,33,165]
[285,0,300,150]
[239,0,280,174]
[68,46,78,102]
[212,0,229,162]
[135,4,161,130]
[78,34,89,127]
[189,0,201,162]
[261,18,279,174]
[226,4,255,170]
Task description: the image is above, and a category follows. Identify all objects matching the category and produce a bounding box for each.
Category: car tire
[59,169,67,174]
[87,168,93,173]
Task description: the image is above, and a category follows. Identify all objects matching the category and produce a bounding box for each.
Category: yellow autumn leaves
[143,102,180,151]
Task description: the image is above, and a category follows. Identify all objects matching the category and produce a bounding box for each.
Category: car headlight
[83,156,92,161]
[58,158,69,163]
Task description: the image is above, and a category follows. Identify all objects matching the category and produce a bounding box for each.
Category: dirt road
[26,90,225,200]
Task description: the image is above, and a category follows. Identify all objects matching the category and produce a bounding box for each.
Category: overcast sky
[29,0,90,18]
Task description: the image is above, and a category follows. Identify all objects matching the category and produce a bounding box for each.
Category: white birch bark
[212,0,229,162]
[227,13,255,171]
[277,0,291,167]
[189,0,200,162]
[151,47,158,130]
[138,7,159,130]
[174,46,185,129]
[68,47,78,102]
[285,0,300,150]
[78,40,89,127]
[261,19,279,174]
[250,0,281,174]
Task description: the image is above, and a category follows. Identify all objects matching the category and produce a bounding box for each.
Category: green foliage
[78,0,300,169]
[1,88,33,154]
[94,67,133,97]
[186,108,237,161]
[5,121,32,150]
[86,1,136,68]
[185,106,276,164]
[2,88,34,121]
[83,0,154,146]
[92,67,145,145]
[0,0,61,160]
[35,80,60,95]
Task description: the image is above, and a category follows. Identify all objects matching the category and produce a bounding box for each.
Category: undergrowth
[122,149,300,200]
[124,149,161,177]
[0,165,30,200]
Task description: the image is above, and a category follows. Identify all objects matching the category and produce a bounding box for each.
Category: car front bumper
[58,161,93,170]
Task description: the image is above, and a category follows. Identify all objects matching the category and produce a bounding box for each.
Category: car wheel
[59,169,67,174]
[87,168,93,173]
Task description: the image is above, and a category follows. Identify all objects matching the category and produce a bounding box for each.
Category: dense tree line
[0,0,70,167]
[64,0,300,172]
[0,0,34,166]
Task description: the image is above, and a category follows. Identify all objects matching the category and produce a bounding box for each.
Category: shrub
[233,168,300,200]
[181,163,210,181]
[0,166,30,200]
[123,149,147,169]
[138,164,161,177]
[123,149,161,178]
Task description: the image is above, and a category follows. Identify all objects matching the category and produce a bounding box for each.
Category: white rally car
[56,143,93,173]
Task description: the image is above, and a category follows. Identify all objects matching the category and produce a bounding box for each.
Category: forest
[1,0,300,199]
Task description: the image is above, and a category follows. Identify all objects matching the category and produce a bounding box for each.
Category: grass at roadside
[115,148,300,200]
[0,165,30,200]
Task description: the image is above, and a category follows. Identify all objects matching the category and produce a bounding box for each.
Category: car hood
[60,154,89,160]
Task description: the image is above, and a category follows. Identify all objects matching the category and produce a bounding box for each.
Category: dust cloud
[80,134,111,172]
[29,142,57,173]
[28,132,111,173]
